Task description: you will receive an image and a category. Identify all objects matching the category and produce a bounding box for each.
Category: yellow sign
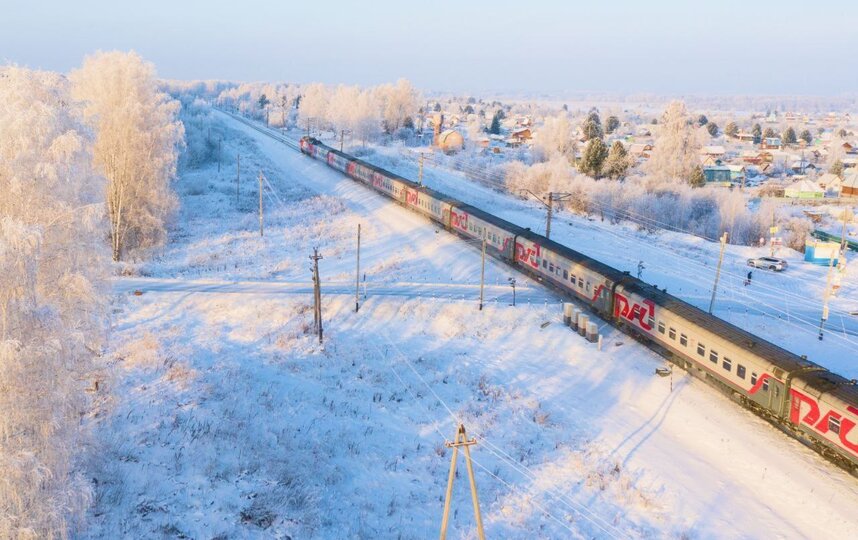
[769,226,779,234]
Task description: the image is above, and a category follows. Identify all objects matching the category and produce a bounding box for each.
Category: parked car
[747,256,788,271]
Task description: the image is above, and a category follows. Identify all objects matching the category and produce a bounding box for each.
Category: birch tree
[0,65,107,539]
[70,51,183,261]
[645,100,702,184]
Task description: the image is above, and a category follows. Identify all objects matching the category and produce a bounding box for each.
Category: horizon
[3,0,858,96]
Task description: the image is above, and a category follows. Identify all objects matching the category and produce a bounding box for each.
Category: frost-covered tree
[799,129,813,144]
[763,127,776,139]
[533,115,575,162]
[725,122,738,138]
[489,112,501,135]
[782,126,797,144]
[605,115,620,134]
[579,137,609,178]
[604,141,631,179]
[706,122,719,137]
[689,165,706,187]
[697,114,708,126]
[645,101,701,183]
[0,65,107,539]
[581,109,603,140]
[71,51,183,261]
[830,160,844,176]
[375,79,420,134]
[752,123,762,143]
[298,83,330,134]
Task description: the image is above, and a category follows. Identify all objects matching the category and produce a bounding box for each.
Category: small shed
[784,179,825,199]
[804,240,839,265]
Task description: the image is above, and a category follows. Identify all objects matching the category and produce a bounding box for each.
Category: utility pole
[355,224,361,313]
[508,277,516,307]
[545,192,554,240]
[340,129,345,152]
[439,424,485,540]
[218,138,222,173]
[479,238,486,311]
[258,171,264,237]
[311,248,324,344]
[236,153,240,206]
[819,252,836,341]
[709,232,729,314]
[770,207,777,257]
[418,153,425,186]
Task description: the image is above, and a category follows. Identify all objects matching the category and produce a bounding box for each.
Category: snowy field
[294,130,858,380]
[84,112,858,538]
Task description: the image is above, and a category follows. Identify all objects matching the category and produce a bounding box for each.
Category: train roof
[619,278,822,374]
[795,369,858,405]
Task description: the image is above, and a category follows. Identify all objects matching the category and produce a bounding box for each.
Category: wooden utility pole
[218,138,222,172]
[340,129,345,152]
[418,153,425,186]
[236,154,240,206]
[709,232,728,314]
[439,424,485,540]
[311,248,324,344]
[545,192,554,240]
[508,277,516,307]
[479,238,486,311]
[770,207,777,257]
[355,224,361,313]
[258,171,264,237]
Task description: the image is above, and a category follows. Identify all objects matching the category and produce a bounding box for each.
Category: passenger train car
[299,136,858,472]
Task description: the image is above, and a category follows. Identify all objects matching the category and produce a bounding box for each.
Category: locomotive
[300,136,858,472]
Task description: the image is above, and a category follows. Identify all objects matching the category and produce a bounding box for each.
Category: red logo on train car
[347,162,356,176]
[405,189,419,205]
[515,241,540,269]
[790,389,858,456]
[614,292,655,331]
[451,209,468,232]
[327,153,335,166]
[372,172,385,188]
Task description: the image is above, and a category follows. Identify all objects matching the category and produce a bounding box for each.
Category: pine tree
[707,122,719,137]
[604,141,630,179]
[725,121,738,138]
[606,115,620,134]
[799,129,812,144]
[258,93,269,110]
[763,127,776,139]
[783,126,797,144]
[752,123,762,143]
[581,109,603,140]
[697,114,709,126]
[579,137,608,178]
[489,112,501,135]
[689,165,706,187]
[831,160,844,177]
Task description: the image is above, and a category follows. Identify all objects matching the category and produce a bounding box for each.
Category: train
[299,135,858,473]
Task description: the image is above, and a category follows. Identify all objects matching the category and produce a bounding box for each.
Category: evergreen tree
[706,122,719,137]
[604,140,630,179]
[752,123,762,143]
[689,165,706,187]
[579,137,608,178]
[799,129,812,144]
[489,112,501,135]
[463,104,474,114]
[697,114,709,126]
[433,102,441,112]
[782,126,797,144]
[725,121,738,138]
[763,127,776,139]
[606,115,620,134]
[258,93,269,110]
[581,109,603,140]
[831,160,844,177]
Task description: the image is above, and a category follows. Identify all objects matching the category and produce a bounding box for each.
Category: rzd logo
[790,389,858,456]
[614,292,655,331]
[451,211,468,232]
[515,242,540,269]
[406,190,418,205]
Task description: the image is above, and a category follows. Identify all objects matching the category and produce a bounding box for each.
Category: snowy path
[84,111,858,539]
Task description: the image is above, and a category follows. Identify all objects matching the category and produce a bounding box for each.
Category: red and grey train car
[299,136,858,471]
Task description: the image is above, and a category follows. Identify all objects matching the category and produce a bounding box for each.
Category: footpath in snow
[83,111,858,539]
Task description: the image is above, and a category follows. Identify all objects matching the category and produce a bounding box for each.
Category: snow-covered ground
[83,112,858,539]
[296,130,858,379]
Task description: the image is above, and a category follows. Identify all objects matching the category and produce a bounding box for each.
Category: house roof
[843,171,858,188]
[701,145,726,155]
[785,179,824,192]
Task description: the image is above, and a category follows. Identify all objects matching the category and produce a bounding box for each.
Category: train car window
[549,263,555,272]
[658,322,665,334]
[737,365,746,379]
[830,417,841,435]
[542,259,547,268]
[709,350,718,363]
[669,328,676,340]
[679,334,688,346]
[751,373,758,385]
[578,278,584,288]
[697,343,705,357]
[774,386,779,397]
[586,283,591,293]
[570,274,576,283]
[762,379,769,392]
[722,357,732,372]
[563,270,568,280]
[647,316,655,328]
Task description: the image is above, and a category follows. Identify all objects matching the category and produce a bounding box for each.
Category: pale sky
[2,0,856,95]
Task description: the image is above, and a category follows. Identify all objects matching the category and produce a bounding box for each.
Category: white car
[747,256,788,271]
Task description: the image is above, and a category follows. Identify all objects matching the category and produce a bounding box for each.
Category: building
[701,145,726,158]
[816,173,842,193]
[510,128,532,144]
[784,179,824,199]
[843,171,858,197]
[437,129,464,153]
[703,164,732,186]
[761,137,783,150]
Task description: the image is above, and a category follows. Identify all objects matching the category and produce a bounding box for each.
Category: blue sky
[2,0,856,94]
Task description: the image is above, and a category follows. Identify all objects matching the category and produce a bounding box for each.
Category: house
[843,142,857,154]
[784,179,825,199]
[701,145,726,158]
[843,171,858,197]
[790,160,817,174]
[510,128,532,144]
[727,164,746,184]
[816,173,842,192]
[628,143,653,159]
[761,137,783,150]
[735,132,756,142]
[703,165,733,186]
[437,129,464,153]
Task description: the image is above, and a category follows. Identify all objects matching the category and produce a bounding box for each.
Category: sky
[2,0,857,95]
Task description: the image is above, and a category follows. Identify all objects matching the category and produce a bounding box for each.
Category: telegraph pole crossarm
[439,424,485,540]
[518,190,574,240]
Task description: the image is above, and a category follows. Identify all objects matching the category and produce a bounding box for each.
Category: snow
[84,111,858,538]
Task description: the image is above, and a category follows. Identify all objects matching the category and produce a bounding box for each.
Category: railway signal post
[439,424,485,540]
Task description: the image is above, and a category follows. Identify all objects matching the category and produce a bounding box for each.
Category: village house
[761,137,783,150]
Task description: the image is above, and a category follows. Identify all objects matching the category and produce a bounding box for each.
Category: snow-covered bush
[71,51,184,261]
[0,65,107,539]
